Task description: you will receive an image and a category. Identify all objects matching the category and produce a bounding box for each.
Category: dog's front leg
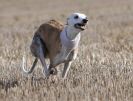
[62,50,77,78]
[62,61,72,78]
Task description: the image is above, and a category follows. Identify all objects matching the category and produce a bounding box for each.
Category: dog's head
[67,13,88,31]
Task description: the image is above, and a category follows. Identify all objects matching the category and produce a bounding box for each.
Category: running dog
[22,13,88,78]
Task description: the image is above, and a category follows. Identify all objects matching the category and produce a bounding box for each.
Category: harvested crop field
[0,0,133,101]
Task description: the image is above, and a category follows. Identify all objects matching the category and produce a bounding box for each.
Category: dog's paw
[49,68,57,75]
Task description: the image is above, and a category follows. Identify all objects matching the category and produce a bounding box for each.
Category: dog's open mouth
[74,23,86,30]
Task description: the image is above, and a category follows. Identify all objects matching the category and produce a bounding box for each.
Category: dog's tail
[22,55,38,74]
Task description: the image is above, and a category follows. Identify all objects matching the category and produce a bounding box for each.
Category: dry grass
[0,0,133,101]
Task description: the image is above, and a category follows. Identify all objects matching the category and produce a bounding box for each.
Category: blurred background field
[0,0,133,101]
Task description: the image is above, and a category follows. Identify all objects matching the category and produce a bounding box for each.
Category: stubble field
[0,0,133,101]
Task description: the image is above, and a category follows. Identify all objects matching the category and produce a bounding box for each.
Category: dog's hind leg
[38,43,50,77]
[22,35,49,77]
[22,35,40,74]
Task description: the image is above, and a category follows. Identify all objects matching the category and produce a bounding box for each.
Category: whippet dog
[22,13,88,78]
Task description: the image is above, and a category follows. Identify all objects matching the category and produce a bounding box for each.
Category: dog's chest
[52,28,80,66]
[60,46,72,60]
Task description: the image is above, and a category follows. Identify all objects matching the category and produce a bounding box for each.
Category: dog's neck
[60,26,81,49]
[65,26,80,40]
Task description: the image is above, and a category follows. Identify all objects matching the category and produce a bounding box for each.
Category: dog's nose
[82,19,88,23]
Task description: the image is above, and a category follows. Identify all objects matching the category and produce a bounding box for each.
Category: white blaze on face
[67,13,87,27]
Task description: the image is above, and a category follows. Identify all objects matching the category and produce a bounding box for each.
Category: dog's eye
[74,15,79,19]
